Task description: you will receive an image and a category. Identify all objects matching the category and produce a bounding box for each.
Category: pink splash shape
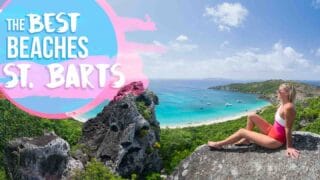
[0,0,165,119]
[0,0,10,10]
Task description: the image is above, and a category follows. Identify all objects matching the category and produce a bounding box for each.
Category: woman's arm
[284,104,295,148]
[284,104,300,158]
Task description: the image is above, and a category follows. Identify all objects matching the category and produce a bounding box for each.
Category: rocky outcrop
[169,131,320,180]
[79,82,162,178]
[4,132,83,180]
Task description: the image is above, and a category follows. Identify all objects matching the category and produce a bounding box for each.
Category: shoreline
[160,105,271,129]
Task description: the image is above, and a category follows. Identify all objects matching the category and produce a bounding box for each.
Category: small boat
[236,99,243,103]
[225,103,233,107]
[207,102,211,105]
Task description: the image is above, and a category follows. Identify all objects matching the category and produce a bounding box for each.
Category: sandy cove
[160,106,270,129]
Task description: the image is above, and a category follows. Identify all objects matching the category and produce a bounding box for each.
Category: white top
[275,106,286,127]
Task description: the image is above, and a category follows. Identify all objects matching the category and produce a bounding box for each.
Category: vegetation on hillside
[298,97,320,132]
[72,159,123,180]
[210,80,315,95]
[209,80,320,103]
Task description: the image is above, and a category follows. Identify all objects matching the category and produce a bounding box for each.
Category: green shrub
[145,172,162,180]
[70,143,91,158]
[131,173,138,180]
[129,172,163,180]
[72,159,123,180]
[139,129,149,138]
[136,101,152,120]
[39,119,82,146]
[153,142,161,149]
[301,118,320,134]
[0,168,7,180]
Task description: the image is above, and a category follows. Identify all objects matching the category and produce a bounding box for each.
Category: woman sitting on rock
[208,83,300,158]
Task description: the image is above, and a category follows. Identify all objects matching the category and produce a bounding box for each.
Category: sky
[108,0,320,80]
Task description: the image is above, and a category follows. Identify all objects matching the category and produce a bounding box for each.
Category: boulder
[4,132,83,180]
[169,131,320,180]
[80,82,162,178]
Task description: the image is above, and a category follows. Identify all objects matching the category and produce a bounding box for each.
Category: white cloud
[169,42,198,52]
[176,35,189,42]
[220,41,229,48]
[312,0,320,9]
[142,42,320,80]
[152,40,165,48]
[315,48,320,57]
[204,2,248,31]
[151,36,198,53]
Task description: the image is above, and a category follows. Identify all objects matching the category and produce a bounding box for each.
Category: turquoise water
[80,79,271,127]
[5,79,319,125]
[9,79,319,125]
[150,80,270,127]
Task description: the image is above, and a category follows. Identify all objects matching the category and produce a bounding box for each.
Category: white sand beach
[160,106,270,129]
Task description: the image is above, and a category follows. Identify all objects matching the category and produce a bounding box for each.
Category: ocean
[79,79,271,127]
[148,79,270,127]
[7,79,320,127]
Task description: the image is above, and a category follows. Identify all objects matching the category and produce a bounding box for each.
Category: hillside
[209,79,320,104]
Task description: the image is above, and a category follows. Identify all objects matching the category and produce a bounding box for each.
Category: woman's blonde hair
[279,83,296,103]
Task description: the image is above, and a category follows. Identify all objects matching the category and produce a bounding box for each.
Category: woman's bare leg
[246,113,272,134]
[236,113,273,145]
[208,128,282,149]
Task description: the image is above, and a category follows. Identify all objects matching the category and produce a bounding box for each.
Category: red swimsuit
[267,108,286,144]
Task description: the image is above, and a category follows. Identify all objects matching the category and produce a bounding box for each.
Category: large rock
[80,82,162,178]
[4,132,83,180]
[169,131,320,180]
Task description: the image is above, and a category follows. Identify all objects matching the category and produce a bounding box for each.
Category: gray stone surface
[169,131,320,180]
[80,90,162,178]
[4,132,83,180]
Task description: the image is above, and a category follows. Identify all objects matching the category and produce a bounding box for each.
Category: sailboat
[225,102,233,107]
[236,99,243,103]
